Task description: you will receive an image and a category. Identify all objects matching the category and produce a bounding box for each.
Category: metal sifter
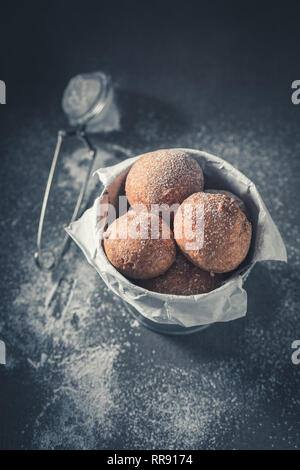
[34,71,121,271]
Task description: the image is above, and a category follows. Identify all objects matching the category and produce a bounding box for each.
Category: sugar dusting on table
[11,242,244,449]
[2,104,300,449]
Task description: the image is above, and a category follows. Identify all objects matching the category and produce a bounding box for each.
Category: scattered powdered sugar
[10,237,246,449]
[32,344,120,450]
[7,183,245,449]
[2,98,299,449]
[3,145,132,447]
[57,146,117,194]
[116,360,244,450]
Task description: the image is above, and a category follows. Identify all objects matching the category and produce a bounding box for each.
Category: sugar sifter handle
[34,129,96,271]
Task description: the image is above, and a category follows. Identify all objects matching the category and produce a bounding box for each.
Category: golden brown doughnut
[140,252,222,295]
[125,149,204,213]
[103,210,176,280]
[205,189,248,215]
[174,192,252,273]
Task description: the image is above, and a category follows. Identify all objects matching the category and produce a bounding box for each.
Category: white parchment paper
[66,149,287,328]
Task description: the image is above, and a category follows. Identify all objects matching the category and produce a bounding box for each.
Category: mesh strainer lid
[62,71,112,127]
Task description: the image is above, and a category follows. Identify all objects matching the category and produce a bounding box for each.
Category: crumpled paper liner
[66,149,287,328]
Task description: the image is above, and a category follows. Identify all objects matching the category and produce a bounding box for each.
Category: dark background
[0,0,299,450]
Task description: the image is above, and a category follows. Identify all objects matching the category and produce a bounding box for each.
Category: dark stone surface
[0,1,299,449]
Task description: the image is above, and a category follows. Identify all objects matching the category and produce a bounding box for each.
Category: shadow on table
[163,263,279,361]
[103,89,188,151]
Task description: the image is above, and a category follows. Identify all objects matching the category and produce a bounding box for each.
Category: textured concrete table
[0,2,299,449]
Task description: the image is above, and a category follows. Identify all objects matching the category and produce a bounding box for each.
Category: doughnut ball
[174,192,252,273]
[205,189,248,215]
[140,252,222,296]
[125,149,204,212]
[103,210,176,280]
